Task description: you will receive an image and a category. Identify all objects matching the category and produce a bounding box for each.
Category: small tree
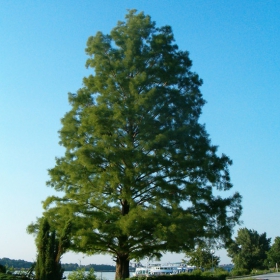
[184,246,219,270]
[68,268,97,280]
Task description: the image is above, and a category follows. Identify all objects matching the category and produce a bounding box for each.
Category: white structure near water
[133,262,195,277]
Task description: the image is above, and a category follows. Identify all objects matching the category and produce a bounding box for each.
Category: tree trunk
[115,254,130,280]
[115,201,130,279]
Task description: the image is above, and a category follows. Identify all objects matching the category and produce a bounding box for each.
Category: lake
[64,271,116,280]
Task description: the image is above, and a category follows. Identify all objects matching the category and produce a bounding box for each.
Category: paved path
[230,273,280,280]
[251,273,280,280]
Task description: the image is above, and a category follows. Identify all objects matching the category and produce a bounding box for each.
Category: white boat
[132,266,150,277]
[132,262,195,277]
[149,263,179,275]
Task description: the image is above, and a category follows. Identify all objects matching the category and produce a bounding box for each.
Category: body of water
[64,271,115,280]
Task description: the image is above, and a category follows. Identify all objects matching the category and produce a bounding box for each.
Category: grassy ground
[0,273,30,280]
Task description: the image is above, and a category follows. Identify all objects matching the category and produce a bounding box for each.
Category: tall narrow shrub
[35,218,65,280]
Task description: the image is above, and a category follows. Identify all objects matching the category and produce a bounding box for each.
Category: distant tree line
[0,258,33,270]
[62,263,116,271]
[0,258,116,271]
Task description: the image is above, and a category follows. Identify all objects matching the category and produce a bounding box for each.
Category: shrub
[203,268,229,278]
[230,268,249,276]
[68,268,97,280]
[190,269,202,276]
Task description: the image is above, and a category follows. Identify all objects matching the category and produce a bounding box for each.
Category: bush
[250,269,270,275]
[200,271,212,277]
[131,272,227,280]
[68,268,97,280]
[230,268,250,276]
[0,265,6,274]
[190,269,202,276]
[204,268,229,278]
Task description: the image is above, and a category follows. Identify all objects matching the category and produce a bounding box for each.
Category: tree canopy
[28,10,242,279]
[227,228,271,270]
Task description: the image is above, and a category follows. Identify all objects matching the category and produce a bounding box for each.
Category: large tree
[227,228,271,270]
[30,10,242,279]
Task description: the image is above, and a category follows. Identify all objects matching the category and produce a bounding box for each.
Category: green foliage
[250,269,270,275]
[0,273,14,280]
[0,266,5,274]
[199,271,213,277]
[209,268,229,278]
[229,268,271,277]
[0,273,30,280]
[30,9,242,280]
[184,246,220,269]
[68,268,97,280]
[131,274,227,280]
[190,270,202,276]
[35,218,70,280]
[187,268,229,279]
[227,228,271,270]
[229,268,250,276]
[266,236,280,267]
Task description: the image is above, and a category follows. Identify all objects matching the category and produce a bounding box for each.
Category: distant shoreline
[0,257,118,271]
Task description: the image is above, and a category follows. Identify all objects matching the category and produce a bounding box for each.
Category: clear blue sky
[1,0,279,266]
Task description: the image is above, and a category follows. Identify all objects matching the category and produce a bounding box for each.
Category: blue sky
[0,0,279,266]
